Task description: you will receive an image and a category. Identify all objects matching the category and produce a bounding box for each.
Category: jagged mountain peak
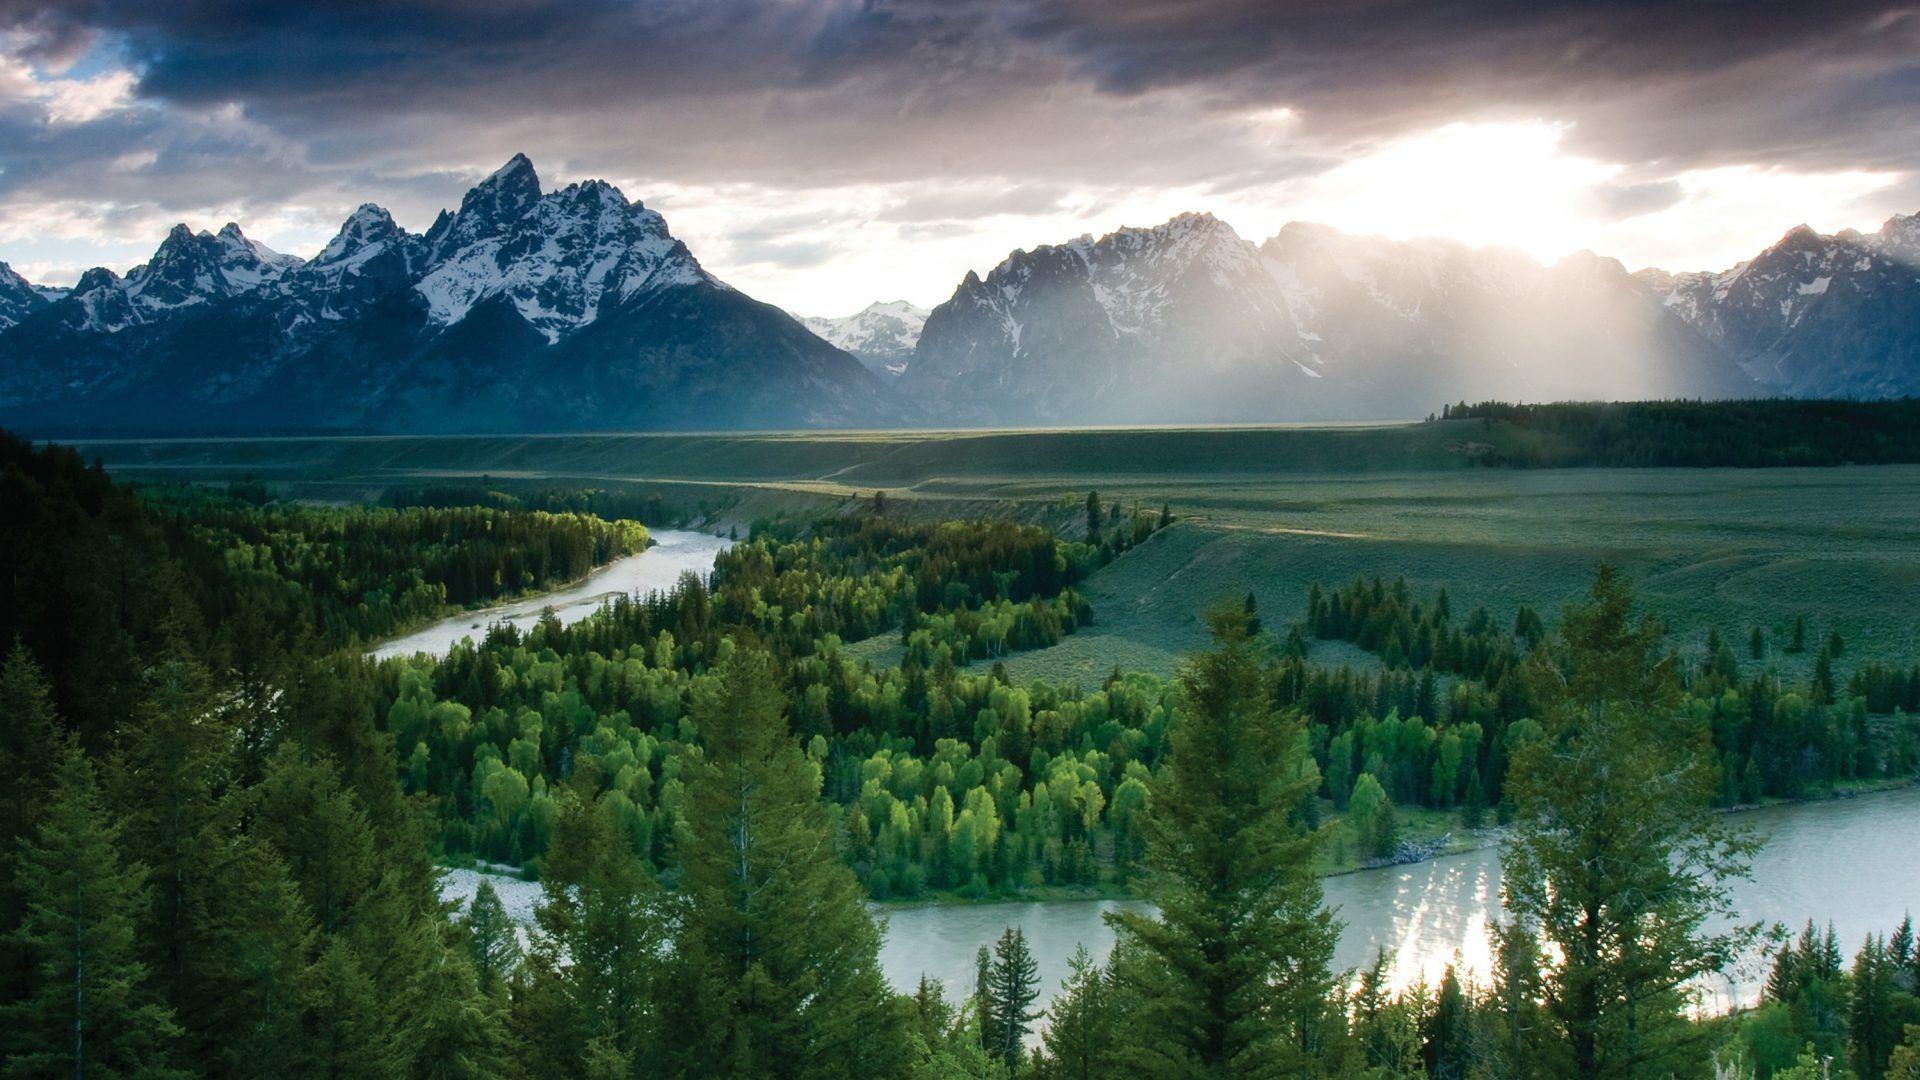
[427,153,547,261]
[0,260,52,329]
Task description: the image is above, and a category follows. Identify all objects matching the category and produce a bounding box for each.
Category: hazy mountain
[802,300,928,377]
[0,155,896,434]
[1636,214,1920,398]
[905,215,1754,423]
[1260,224,1754,410]
[905,213,1309,423]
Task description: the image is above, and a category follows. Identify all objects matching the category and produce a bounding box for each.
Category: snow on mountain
[0,154,894,434]
[0,262,52,329]
[802,300,927,376]
[1636,215,1920,397]
[414,177,708,342]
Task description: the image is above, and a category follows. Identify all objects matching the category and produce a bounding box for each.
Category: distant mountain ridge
[0,155,895,434]
[2,159,1915,434]
[904,214,1757,423]
[801,301,927,378]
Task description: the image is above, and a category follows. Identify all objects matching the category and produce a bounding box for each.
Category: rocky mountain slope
[0,155,895,434]
[1635,214,1920,398]
[801,301,927,378]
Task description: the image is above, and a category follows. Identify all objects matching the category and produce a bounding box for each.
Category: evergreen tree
[176,833,317,1075]
[518,784,664,1077]
[0,644,60,1003]
[1106,604,1336,1077]
[1502,566,1758,1079]
[110,639,233,999]
[1751,626,1766,660]
[4,744,184,1078]
[1085,492,1102,543]
[1791,614,1808,653]
[671,643,909,1079]
[1421,965,1473,1080]
[985,927,1041,1069]
[462,879,520,995]
[396,929,505,1080]
[1035,945,1116,1080]
[1851,934,1901,1080]
[974,945,999,1055]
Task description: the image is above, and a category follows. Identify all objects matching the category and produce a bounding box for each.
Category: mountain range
[0,154,1913,434]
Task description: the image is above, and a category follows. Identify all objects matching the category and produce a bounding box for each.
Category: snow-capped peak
[801,300,929,376]
[0,260,53,330]
[412,160,710,341]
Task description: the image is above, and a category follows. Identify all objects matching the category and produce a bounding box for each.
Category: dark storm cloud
[2,0,1915,181]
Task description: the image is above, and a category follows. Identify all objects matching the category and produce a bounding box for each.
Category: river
[875,786,1920,1014]
[369,528,732,660]
[443,785,1920,1019]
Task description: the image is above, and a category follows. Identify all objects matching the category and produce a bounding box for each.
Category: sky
[0,1,1916,315]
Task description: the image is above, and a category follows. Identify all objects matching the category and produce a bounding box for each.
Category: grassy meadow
[74,421,1920,683]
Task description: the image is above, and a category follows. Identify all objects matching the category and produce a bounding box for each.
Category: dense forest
[1440,398,1920,468]
[4,426,1920,1077]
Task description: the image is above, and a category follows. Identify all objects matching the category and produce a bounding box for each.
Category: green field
[75,422,1920,681]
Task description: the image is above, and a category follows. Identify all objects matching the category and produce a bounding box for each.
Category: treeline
[1439,398,1920,467]
[383,482,682,526]
[146,484,647,645]
[901,591,1092,667]
[1292,574,1920,836]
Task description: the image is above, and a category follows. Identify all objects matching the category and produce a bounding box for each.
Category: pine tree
[177,833,318,1075]
[1034,944,1117,1080]
[462,879,520,994]
[1791,614,1808,653]
[974,944,999,1055]
[518,784,664,1076]
[670,642,909,1079]
[0,644,60,1003]
[1502,566,1758,1079]
[397,927,506,1080]
[1106,604,1336,1077]
[1085,491,1102,543]
[109,639,233,999]
[3,744,185,1077]
[1751,626,1766,660]
[1852,934,1901,1080]
[1422,965,1473,1080]
[985,927,1041,1069]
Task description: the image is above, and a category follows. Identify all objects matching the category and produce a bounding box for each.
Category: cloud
[0,1,1913,308]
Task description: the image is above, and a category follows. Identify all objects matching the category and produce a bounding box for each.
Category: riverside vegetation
[4,420,1920,1077]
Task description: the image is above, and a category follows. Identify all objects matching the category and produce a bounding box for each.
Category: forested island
[3,425,1919,1078]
